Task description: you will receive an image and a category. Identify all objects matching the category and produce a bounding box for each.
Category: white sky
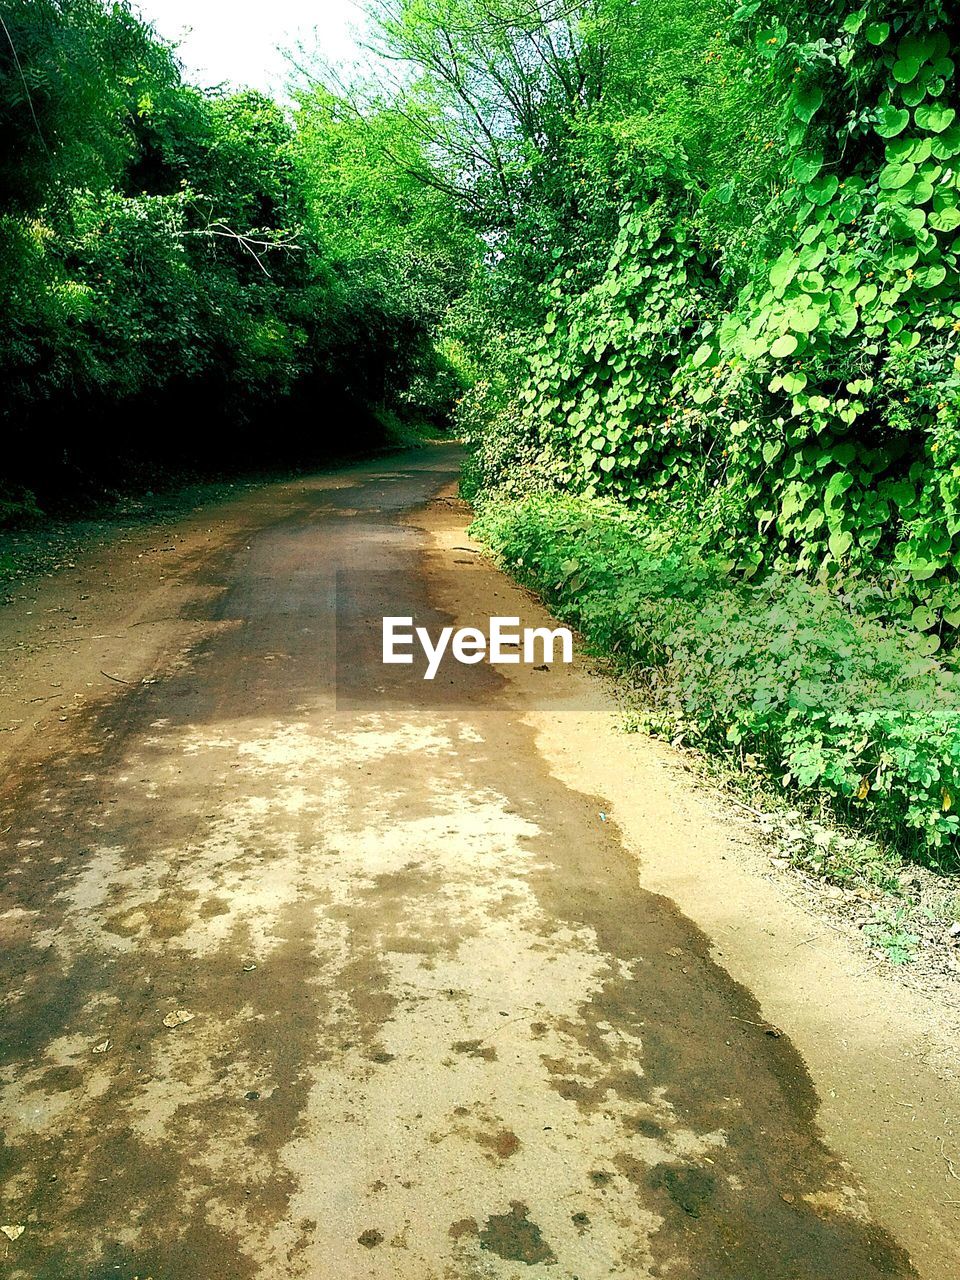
[132,0,366,96]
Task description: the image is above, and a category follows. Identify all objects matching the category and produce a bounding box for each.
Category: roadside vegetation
[2,0,959,907]
[395,0,957,878]
[473,495,960,863]
[0,0,475,517]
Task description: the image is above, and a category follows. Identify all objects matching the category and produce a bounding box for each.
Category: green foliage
[466,0,960,646]
[0,0,185,208]
[787,829,904,896]
[473,494,960,866]
[293,87,478,422]
[0,0,472,515]
[863,908,921,964]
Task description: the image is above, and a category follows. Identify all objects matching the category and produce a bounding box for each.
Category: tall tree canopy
[0,0,476,514]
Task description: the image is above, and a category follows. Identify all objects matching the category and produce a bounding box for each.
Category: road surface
[0,447,957,1279]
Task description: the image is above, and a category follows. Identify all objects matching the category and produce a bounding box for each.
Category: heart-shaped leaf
[770,333,798,358]
[915,104,956,133]
[793,84,824,123]
[892,57,920,83]
[828,529,853,559]
[875,105,910,137]
[792,153,823,183]
[805,174,839,204]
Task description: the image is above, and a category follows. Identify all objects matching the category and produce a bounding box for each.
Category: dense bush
[466,1,960,641]
[0,0,472,517]
[473,494,960,865]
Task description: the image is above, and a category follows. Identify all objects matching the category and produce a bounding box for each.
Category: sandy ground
[0,445,958,1279]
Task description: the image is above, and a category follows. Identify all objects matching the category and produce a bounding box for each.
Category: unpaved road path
[1,447,959,1279]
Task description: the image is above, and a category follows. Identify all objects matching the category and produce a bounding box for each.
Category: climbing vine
[498,1,960,647]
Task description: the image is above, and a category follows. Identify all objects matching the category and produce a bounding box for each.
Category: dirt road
[1,447,958,1279]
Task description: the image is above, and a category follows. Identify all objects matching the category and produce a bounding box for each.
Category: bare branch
[182,218,303,278]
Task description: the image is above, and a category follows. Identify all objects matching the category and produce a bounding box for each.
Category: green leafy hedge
[472,494,960,867]
[465,0,960,647]
[0,0,471,517]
